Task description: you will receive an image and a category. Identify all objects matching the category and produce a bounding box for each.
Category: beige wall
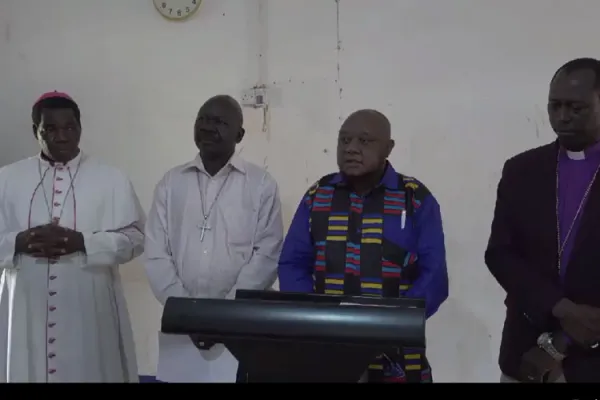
[1,0,596,381]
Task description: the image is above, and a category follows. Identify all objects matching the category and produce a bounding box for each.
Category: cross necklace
[555,149,600,273]
[196,168,232,241]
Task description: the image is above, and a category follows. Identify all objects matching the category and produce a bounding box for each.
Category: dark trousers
[236,364,248,382]
[234,363,431,383]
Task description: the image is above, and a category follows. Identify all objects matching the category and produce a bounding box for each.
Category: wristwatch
[537,332,566,361]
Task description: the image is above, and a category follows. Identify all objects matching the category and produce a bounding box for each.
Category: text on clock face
[160,0,198,18]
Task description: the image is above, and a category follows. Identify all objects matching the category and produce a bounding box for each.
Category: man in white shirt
[144,95,284,382]
[0,91,144,382]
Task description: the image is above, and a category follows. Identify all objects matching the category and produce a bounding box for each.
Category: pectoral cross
[199,218,211,242]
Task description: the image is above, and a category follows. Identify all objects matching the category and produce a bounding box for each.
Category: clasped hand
[519,299,600,382]
[555,299,600,348]
[519,347,562,382]
[16,222,84,259]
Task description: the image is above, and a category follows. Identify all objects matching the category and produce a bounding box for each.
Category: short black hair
[202,94,243,125]
[32,97,81,126]
[344,109,391,139]
[551,58,600,91]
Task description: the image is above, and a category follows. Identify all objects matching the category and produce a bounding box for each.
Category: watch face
[537,333,550,347]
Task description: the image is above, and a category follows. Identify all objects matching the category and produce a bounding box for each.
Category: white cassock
[0,152,145,382]
[144,154,284,382]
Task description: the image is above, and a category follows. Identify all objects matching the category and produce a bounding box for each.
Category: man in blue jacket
[277,109,449,383]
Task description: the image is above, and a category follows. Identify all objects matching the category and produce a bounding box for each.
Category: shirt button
[49,306,56,311]
[203,250,208,254]
[53,202,61,207]
[48,369,56,374]
[48,353,56,359]
[48,322,56,328]
[48,338,56,344]
[49,276,57,280]
[49,291,57,296]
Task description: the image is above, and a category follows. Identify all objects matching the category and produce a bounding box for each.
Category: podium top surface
[236,289,425,308]
[161,290,426,348]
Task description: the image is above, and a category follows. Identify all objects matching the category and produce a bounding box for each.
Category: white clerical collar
[566,150,586,160]
[38,150,83,168]
[563,140,600,161]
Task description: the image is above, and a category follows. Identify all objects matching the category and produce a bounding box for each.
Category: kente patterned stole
[305,173,432,383]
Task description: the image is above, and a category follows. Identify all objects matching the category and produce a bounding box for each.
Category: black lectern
[161,290,426,382]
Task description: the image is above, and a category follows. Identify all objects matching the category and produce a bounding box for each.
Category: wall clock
[153,0,201,21]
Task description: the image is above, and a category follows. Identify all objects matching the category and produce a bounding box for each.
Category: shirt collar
[329,162,399,189]
[38,150,83,168]
[184,152,246,175]
[562,140,600,161]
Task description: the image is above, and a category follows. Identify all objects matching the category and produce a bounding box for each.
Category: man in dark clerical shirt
[486,58,600,383]
[277,109,449,383]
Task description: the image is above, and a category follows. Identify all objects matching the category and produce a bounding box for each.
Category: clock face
[153,0,201,21]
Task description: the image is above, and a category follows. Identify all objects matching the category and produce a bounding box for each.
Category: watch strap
[538,332,566,361]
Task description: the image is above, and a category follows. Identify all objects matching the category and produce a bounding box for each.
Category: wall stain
[262,104,270,137]
[256,0,270,139]
[534,104,547,127]
[305,160,309,185]
[526,116,540,138]
[335,0,343,121]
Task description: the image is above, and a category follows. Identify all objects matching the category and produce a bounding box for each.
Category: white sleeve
[143,174,190,305]
[0,167,18,270]
[0,229,18,270]
[226,174,283,299]
[81,172,146,268]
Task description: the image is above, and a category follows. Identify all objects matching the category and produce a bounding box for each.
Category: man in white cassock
[144,95,283,382]
[0,91,145,382]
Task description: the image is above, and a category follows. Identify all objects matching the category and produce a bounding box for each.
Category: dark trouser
[364,350,432,383]
[235,361,432,383]
[236,364,248,383]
